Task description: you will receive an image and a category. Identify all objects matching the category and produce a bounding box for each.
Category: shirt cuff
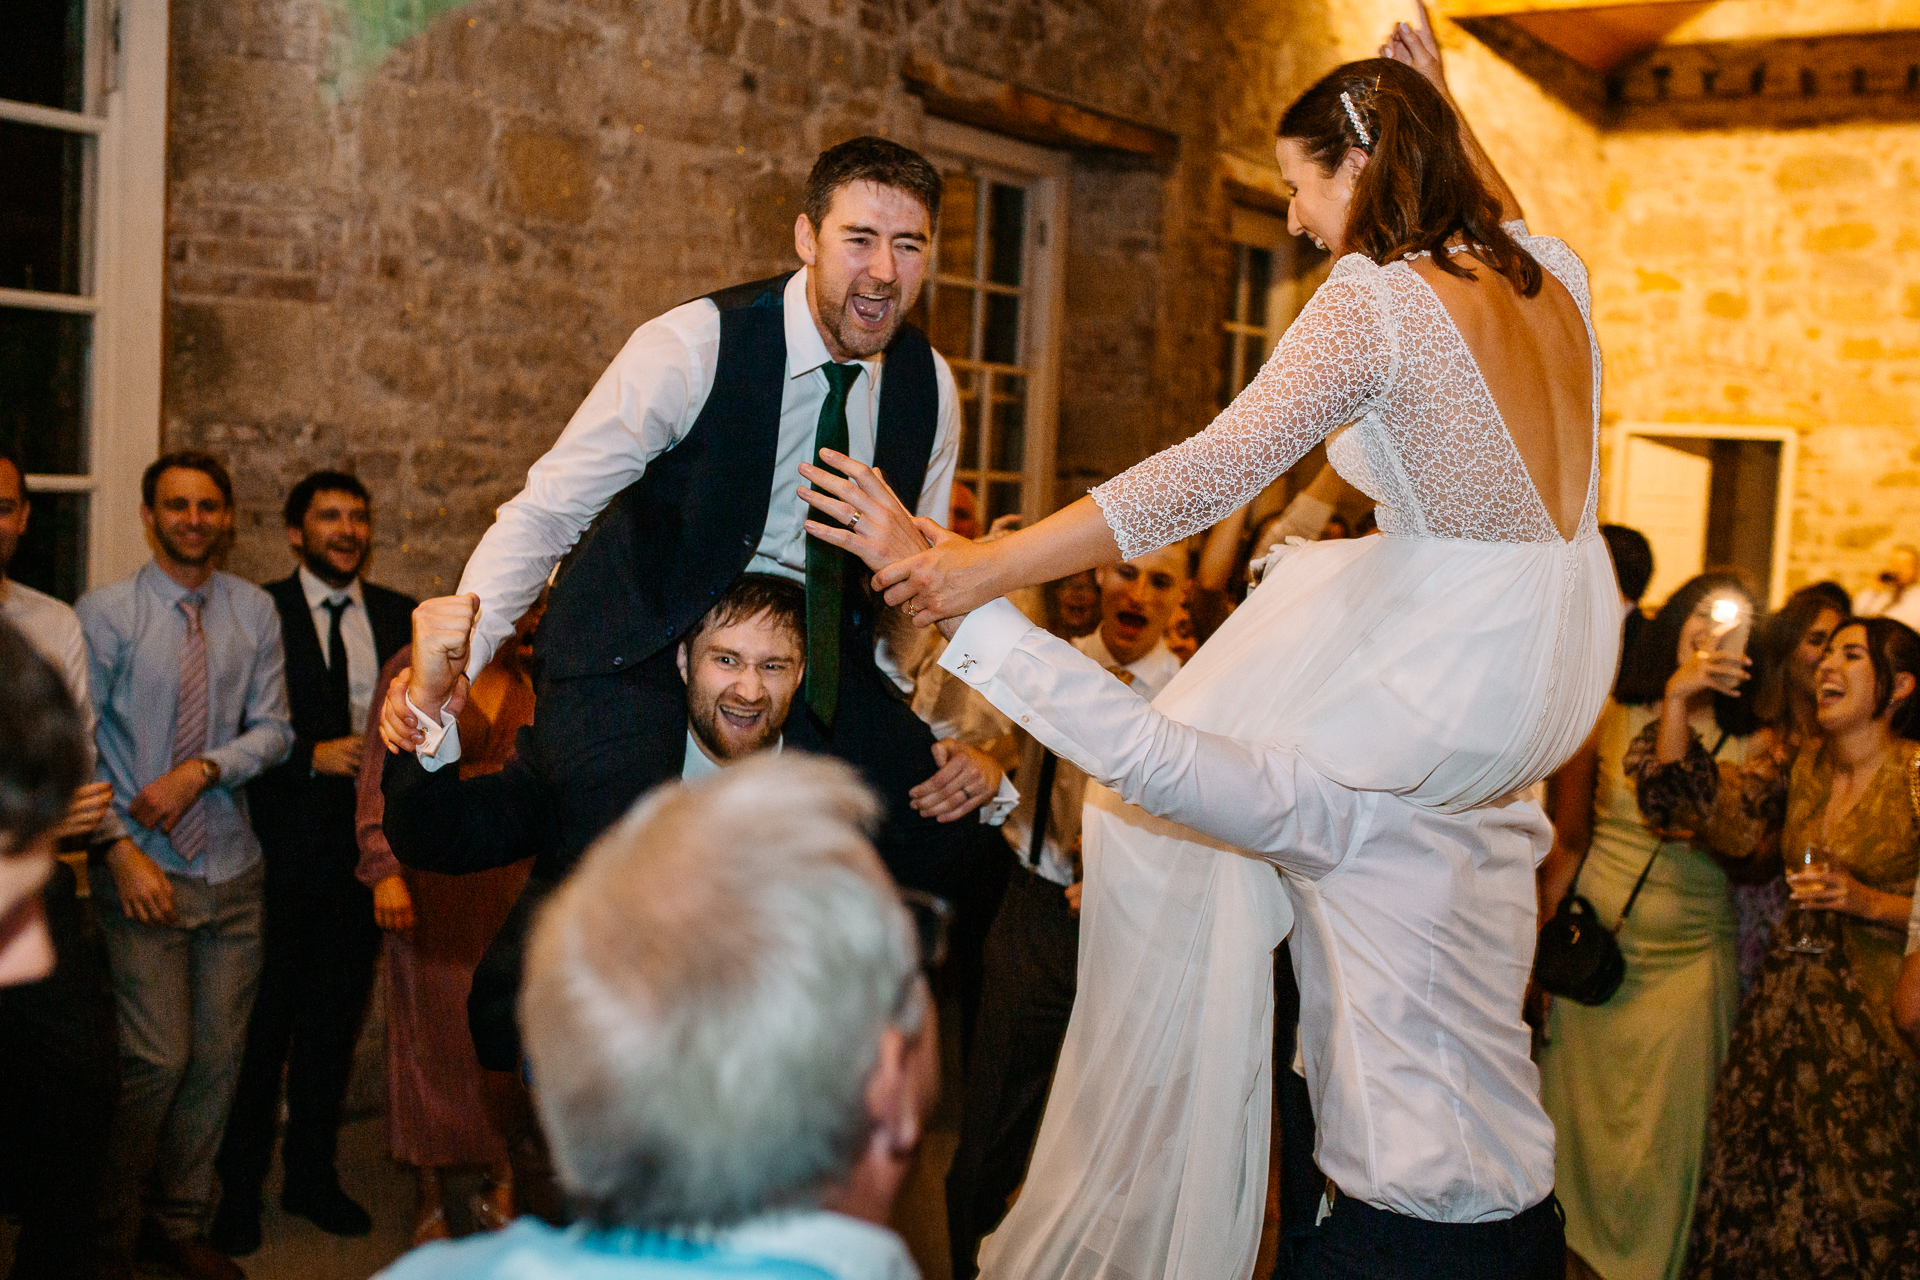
[406,692,464,773]
[939,599,1041,689]
[978,775,1019,826]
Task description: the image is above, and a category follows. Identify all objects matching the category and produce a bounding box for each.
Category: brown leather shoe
[151,1234,247,1280]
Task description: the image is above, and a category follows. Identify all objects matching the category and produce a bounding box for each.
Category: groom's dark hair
[803,137,943,231]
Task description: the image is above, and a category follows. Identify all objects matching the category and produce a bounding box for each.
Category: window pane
[10,490,87,603]
[983,292,1020,365]
[929,284,975,359]
[986,183,1025,286]
[939,172,978,280]
[1,122,88,294]
[1,0,86,112]
[1244,246,1272,328]
[987,480,1022,525]
[955,368,981,471]
[0,308,89,473]
[990,374,1026,472]
[1218,328,1238,408]
[1242,334,1266,389]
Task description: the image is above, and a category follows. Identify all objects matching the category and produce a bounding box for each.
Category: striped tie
[169,594,210,862]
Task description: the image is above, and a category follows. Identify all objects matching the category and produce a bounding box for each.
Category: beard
[686,691,784,763]
[154,524,220,568]
[0,528,16,579]
[301,542,367,588]
[814,275,911,360]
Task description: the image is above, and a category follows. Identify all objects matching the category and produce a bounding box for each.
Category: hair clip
[1340,90,1372,147]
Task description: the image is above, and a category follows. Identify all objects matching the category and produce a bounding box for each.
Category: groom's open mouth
[718,704,766,732]
[848,290,895,329]
[1112,608,1149,640]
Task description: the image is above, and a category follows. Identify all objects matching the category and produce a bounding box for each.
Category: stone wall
[1591,122,1920,598]
[164,0,1605,599]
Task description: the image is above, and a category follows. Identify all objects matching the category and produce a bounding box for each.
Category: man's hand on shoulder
[382,594,477,754]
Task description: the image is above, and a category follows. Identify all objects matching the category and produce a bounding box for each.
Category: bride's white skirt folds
[976,529,1617,1280]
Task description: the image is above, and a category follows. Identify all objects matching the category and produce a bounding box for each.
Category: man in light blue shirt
[377,754,934,1280]
[78,452,292,1280]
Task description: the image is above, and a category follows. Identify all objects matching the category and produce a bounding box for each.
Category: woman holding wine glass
[1645,616,1920,1277]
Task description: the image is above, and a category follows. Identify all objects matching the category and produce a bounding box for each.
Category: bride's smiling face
[1277,137,1366,258]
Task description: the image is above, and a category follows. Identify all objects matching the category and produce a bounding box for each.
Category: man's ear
[285,524,303,555]
[795,212,818,267]
[676,642,690,686]
[862,1024,920,1161]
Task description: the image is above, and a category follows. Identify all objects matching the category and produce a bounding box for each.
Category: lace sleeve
[1089,265,1391,558]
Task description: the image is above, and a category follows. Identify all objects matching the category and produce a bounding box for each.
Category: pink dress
[355,648,533,1167]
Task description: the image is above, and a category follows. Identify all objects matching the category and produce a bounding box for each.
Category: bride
[802,11,1614,1278]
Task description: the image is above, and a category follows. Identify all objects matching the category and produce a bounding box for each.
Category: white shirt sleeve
[939,599,1366,878]
[454,303,717,677]
[406,692,464,773]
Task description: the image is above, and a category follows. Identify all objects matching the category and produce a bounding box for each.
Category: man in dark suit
[210,471,415,1255]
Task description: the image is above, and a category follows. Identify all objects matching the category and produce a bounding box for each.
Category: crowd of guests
[2,448,1919,1280]
[1531,528,1920,1280]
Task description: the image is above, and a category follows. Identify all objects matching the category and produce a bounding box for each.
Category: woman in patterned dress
[1646,617,1920,1277]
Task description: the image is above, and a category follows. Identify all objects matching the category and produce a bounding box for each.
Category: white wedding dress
[974,224,1619,1279]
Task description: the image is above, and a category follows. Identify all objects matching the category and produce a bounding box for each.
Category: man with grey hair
[376,753,935,1280]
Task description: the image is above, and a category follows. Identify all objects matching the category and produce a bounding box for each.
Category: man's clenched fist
[380,594,478,754]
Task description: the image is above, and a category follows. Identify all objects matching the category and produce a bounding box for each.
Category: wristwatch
[195,757,221,787]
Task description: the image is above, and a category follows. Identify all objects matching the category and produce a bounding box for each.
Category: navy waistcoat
[536,272,940,681]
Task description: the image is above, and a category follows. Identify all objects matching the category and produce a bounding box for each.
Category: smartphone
[1709,595,1751,659]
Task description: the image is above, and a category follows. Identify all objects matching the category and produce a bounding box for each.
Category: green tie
[805,361,864,727]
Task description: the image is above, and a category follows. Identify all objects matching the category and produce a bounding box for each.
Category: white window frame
[918,118,1070,522]
[2,0,167,593]
[1606,422,1799,608]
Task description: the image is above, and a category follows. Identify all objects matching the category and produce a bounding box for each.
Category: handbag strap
[1612,728,1733,930]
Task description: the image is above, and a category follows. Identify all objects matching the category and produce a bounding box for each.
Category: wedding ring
[907,604,917,617]
[848,512,860,530]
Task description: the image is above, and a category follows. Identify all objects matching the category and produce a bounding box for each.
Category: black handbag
[1534,730,1729,1005]
[1532,873,1642,1006]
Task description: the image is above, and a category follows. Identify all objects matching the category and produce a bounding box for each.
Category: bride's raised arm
[1383,2,1524,226]
[803,264,1389,625]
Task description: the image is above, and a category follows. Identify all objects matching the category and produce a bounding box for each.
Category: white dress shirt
[999,630,1181,886]
[455,268,961,677]
[298,565,378,736]
[941,598,1557,1221]
[2,575,122,842]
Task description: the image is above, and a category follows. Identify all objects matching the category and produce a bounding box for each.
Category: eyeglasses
[898,889,952,971]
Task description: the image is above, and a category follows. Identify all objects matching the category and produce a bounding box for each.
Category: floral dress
[1652,738,1920,1278]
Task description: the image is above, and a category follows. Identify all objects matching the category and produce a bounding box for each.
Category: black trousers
[215,853,381,1199]
[944,861,1079,1280]
[1291,1191,1565,1279]
[0,862,119,1280]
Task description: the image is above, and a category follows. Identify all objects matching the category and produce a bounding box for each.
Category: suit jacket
[251,573,414,879]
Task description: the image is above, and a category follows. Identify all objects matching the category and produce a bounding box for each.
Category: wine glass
[1785,843,1831,955]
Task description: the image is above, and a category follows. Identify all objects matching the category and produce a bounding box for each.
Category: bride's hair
[1278,58,1542,298]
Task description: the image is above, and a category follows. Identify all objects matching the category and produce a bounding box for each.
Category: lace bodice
[1092,223,1599,555]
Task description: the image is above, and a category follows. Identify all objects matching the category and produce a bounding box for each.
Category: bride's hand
[1381,2,1447,95]
[798,449,932,571]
